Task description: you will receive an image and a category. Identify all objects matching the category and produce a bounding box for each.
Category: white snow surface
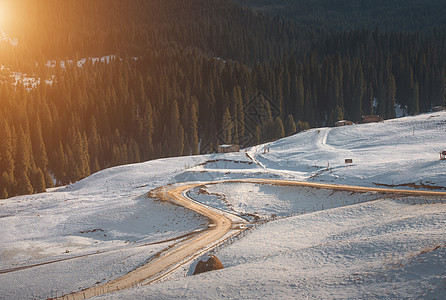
[102,199,446,299]
[2,112,446,299]
[0,55,122,92]
[0,31,18,47]
[189,182,384,220]
[45,55,120,69]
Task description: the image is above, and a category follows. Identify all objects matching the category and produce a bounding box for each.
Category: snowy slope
[0,156,211,299]
[1,112,446,299]
[104,199,446,299]
[251,112,446,189]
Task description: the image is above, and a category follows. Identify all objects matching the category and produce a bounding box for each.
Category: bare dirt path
[52,179,446,299]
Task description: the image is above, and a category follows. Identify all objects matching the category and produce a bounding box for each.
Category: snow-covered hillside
[1,112,446,299]
[253,113,446,188]
[108,199,446,299]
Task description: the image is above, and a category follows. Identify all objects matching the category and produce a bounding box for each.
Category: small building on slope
[217,144,240,153]
[335,120,354,127]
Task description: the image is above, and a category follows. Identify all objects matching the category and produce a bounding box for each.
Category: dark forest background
[0,0,445,198]
[236,0,446,32]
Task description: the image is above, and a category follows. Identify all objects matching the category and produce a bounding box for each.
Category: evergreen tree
[170,101,184,156]
[352,61,365,122]
[285,115,297,136]
[296,120,310,132]
[294,75,304,120]
[30,115,51,188]
[15,126,33,193]
[274,117,285,139]
[221,107,233,144]
[87,117,100,173]
[0,116,14,196]
[408,82,420,115]
[16,171,34,196]
[31,167,46,193]
[143,101,154,160]
[189,99,199,155]
[328,105,344,126]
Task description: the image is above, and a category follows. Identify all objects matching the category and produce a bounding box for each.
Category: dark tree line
[0,0,445,198]
[236,0,446,32]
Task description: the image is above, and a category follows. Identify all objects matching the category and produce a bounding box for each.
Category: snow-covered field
[188,182,384,220]
[107,199,446,299]
[1,112,446,299]
[0,156,211,299]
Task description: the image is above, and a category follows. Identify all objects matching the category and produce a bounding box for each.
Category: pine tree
[295,75,304,120]
[221,107,232,145]
[328,105,344,126]
[31,167,46,193]
[142,101,154,160]
[296,120,310,132]
[285,115,297,136]
[0,116,14,196]
[189,99,199,155]
[170,101,184,156]
[386,72,397,119]
[87,117,100,173]
[15,171,34,196]
[363,84,373,115]
[80,132,91,178]
[68,128,89,181]
[15,126,33,195]
[408,82,420,115]
[352,61,365,122]
[234,87,245,144]
[274,117,285,139]
[53,142,68,185]
[30,115,51,188]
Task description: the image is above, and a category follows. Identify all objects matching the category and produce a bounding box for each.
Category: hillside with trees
[236,0,446,32]
[0,0,445,198]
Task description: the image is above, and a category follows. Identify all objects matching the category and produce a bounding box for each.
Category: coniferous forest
[0,0,445,198]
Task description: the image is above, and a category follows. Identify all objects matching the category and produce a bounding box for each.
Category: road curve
[231,179,446,197]
[52,179,446,299]
[51,183,233,300]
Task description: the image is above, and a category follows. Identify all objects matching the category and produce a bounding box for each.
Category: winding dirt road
[52,179,446,299]
[52,183,233,300]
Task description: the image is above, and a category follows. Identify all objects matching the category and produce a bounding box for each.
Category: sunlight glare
[0,0,12,30]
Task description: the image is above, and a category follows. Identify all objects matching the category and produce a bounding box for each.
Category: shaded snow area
[99,199,446,299]
[188,182,382,220]
[2,112,446,299]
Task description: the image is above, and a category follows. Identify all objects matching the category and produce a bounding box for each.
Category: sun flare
[0,0,12,30]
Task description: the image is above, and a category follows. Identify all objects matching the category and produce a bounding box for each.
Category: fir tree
[15,126,33,194]
[285,115,297,136]
[0,116,14,195]
[31,167,46,193]
[328,105,344,126]
[221,107,233,144]
[274,117,285,139]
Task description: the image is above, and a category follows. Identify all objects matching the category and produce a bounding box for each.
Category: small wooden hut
[217,144,240,153]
